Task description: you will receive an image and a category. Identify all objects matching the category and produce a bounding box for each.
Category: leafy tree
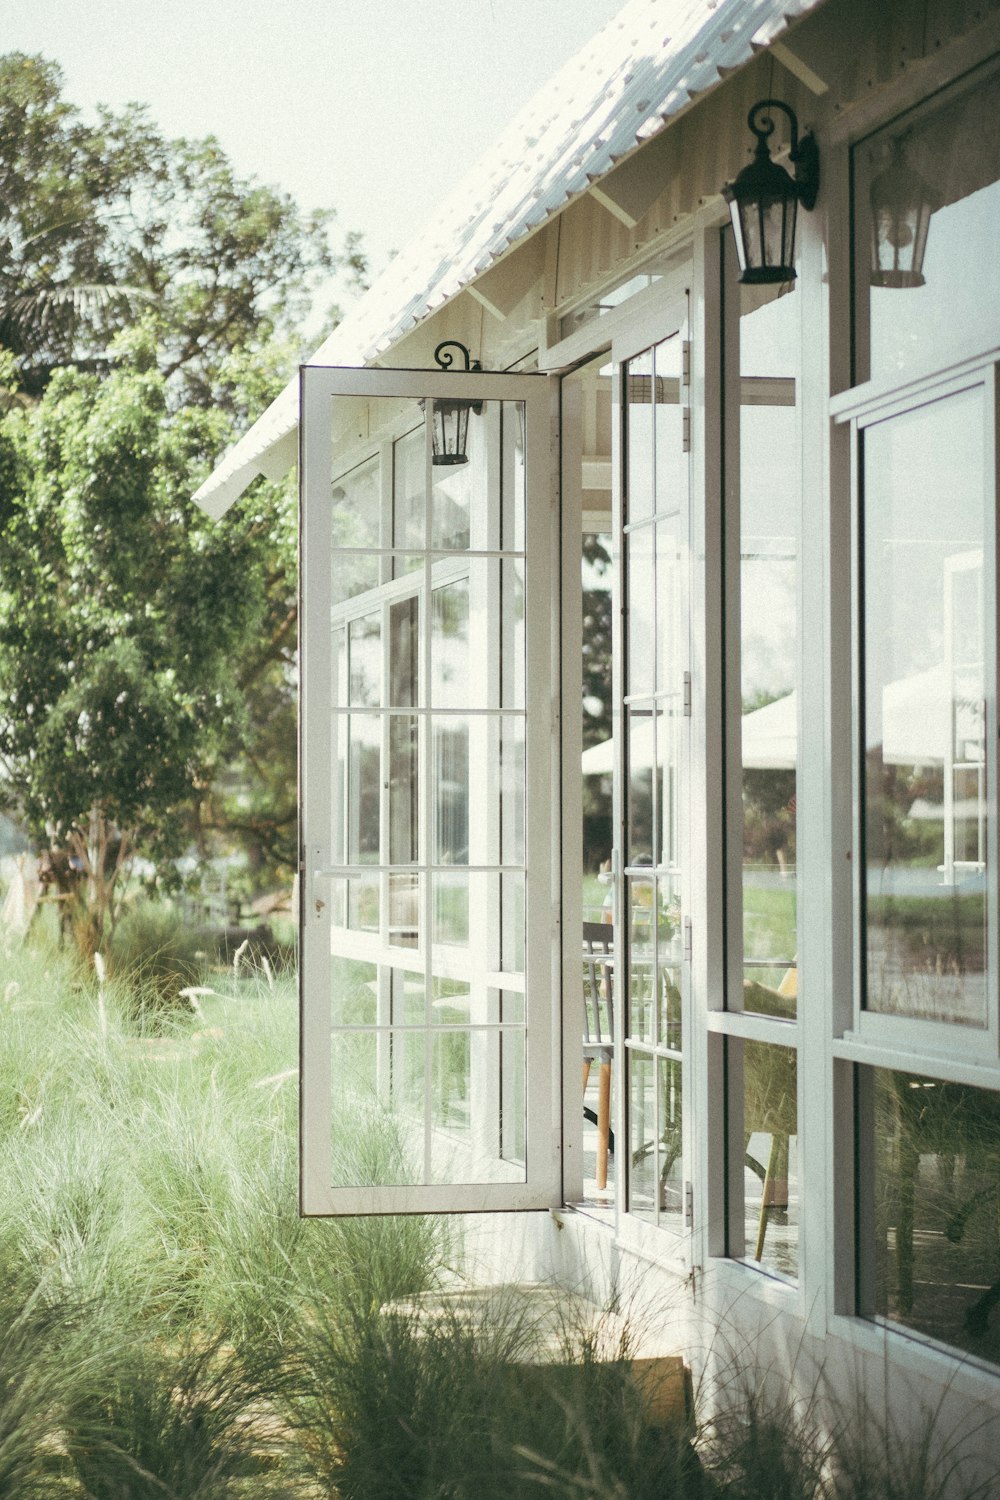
[0,53,365,402]
[0,330,294,953]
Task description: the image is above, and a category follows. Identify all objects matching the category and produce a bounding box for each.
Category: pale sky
[3,1,626,302]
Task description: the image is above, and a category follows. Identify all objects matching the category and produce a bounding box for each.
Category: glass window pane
[870,1068,1000,1366]
[331,956,377,1027]
[653,336,684,516]
[388,871,420,950]
[499,558,526,710]
[389,596,419,708]
[656,878,682,1051]
[655,517,683,696]
[628,875,655,1044]
[862,388,988,1028]
[741,1039,798,1278]
[736,280,800,1019]
[430,423,474,550]
[347,715,380,865]
[388,714,418,865]
[348,611,381,707]
[625,351,654,523]
[627,708,654,864]
[629,1053,657,1221]
[501,402,526,552]
[431,578,470,709]
[657,1055,684,1231]
[393,424,425,558]
[331,455,381,604]
[854,67,1000,383]
[432,717,469,865]
[626,522,655,698]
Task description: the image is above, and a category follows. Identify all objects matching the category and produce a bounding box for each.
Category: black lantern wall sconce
[428,341,483,466]
[869,137,939,288]
[723,99,819,284]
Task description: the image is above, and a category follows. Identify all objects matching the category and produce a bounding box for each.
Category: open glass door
[299,364,558,1215]
[611,296,692,1247]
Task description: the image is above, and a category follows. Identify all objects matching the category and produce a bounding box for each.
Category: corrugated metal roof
[194,0,825,517]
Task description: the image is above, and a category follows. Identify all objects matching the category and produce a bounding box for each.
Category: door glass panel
[621,323,688,1240]
[737,284,800,1019]
[332,455,381,604]
[625,351,655,522]
[393,426,425,570]
[861,386,988,1028]
[431,579,470,708]
[627,522,656,698]
[311,386,535,1199]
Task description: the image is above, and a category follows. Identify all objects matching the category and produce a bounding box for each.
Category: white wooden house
[196,0,1000,1467]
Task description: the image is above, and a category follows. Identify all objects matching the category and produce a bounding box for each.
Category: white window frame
[831,349,1000,1080]
[299,363,562,1216]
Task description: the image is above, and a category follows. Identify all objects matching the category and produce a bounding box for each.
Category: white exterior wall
[303,0,1000,1480]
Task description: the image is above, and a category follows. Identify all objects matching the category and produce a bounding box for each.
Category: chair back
[582,921,614,1051]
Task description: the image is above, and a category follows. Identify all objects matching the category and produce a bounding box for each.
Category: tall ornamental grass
[0,929,995,1496]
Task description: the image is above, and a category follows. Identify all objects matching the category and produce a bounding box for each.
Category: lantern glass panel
[734,192,796,284]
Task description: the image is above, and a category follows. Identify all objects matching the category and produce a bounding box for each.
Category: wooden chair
[582,921,615,1191]
[743,969,797,1261]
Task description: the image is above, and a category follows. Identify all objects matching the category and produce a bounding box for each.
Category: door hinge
[681,339,691,389]
[682,405,691,452]
[683,670,692,717]
[683,916,692,963]
[685,1179,694,1229]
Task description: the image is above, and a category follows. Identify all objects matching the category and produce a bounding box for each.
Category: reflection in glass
[741,1039,798,1277]
[854,67,1000,382]
[432,717,469,865]
[627,709,654,864]
[629,1053,657,1221]
[737,281,800,1019]
[627,522,655,698]
[331,455,381,604]
[501,402,526,552]
[388,872,419,949]
[862,388,987,1028]
[347,871,379,934]
[657,1055,684,1231]
[871,1068,1000,1367]
[655,517,682,696]
[331,956,377,1027]
[499,717,525,865]
[389,597,418,707]
[389,715,418,865]
[625,351,655,522]
[431,404,489,550]
[499,559,526,710]
[392,968,426,1026]
[393,425,425,560]
[431,579,470,708]
[347,715,380,864]
[653,337,684,515]
[325,392,529,1197]
[433,871,469,947]
[628,875,655,1044]
[348,612,381,706]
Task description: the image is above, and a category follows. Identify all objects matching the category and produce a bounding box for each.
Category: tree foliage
[0,331,295,950]
[0,53,365,403]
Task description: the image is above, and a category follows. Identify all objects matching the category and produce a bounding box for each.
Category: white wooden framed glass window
[835,60,1000,1362]
[715,229,802,1281]
[299,364,559,1216]
[607,291,694,1259]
